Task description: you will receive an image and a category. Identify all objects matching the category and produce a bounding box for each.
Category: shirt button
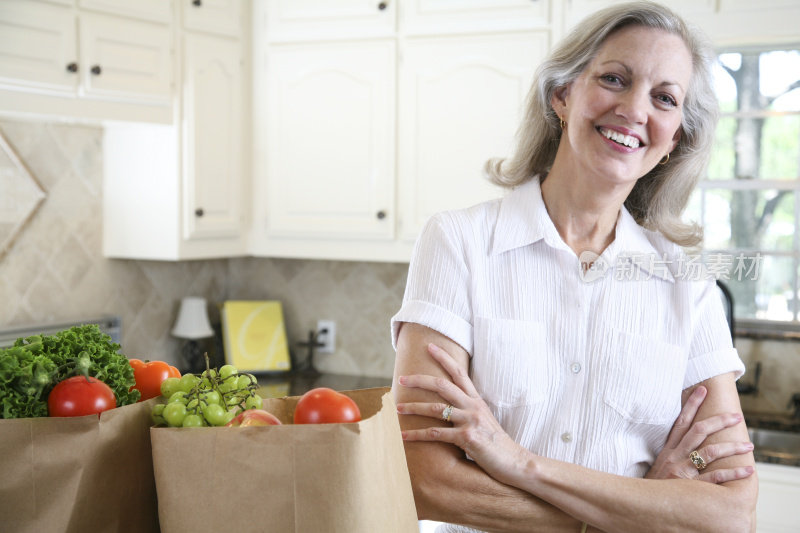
[570,362,582,374]
[561,432,572,443]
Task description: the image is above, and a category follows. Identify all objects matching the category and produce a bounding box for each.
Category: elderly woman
[391,2,758,532]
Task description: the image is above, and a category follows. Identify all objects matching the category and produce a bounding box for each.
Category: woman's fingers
[700,441,755,463]
[695,441,754,467]
[664,386,707,449]
[397,401,458,423]
[426,343,481,398]
[398,373,466,406]
[401,425,458,444]
[698,465,755,484]
[681,412,744,454]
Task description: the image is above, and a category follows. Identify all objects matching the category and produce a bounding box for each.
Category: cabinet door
[400,0,549,35]
[264,40,395,240]
[79,0,173,23]
[182,0,241,37]
[79,12,172,101]
[264,0,395,42]
[398,32,546,241]
[182,32,243,240]
[708,0,800,46]
[562,0,715,35]
[0,0,78,94]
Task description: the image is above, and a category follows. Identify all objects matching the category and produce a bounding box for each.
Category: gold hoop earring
[559,116,566,130]
[659,153,670,165]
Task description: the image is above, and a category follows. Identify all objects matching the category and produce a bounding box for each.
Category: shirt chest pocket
[599,328,687,425]
[471,317,550,408]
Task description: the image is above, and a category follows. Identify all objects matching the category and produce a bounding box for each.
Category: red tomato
[48,376,117,417]
[130,360,181,401]
[293,387,362,424]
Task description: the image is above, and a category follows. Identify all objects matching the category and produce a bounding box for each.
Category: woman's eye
[656,94,678,107]
[600,74,623,84]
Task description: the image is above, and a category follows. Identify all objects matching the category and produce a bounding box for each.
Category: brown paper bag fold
[0,398,160,533]
[151,387,418,533]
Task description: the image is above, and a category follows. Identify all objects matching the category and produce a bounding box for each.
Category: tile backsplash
[0,119,406,378]
[1,118,798,415]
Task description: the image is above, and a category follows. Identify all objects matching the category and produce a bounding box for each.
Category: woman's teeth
[599,127,640,148]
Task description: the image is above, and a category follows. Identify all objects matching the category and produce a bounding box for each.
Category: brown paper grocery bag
[0,398,160,533]
[151,387,418,533]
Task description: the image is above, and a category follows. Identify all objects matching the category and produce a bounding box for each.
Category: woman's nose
[615,90,648,124]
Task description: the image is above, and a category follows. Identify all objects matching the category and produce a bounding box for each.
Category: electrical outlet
[316,320,336,354]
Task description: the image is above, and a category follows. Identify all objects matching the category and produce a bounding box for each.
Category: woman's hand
[646,385,755,483]
[397,342,529,485]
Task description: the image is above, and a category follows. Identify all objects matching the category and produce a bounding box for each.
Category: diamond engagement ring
[690,450,707,471]
[441,404,454,422]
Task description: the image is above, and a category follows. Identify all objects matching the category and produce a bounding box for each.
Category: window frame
[698,43,800,338]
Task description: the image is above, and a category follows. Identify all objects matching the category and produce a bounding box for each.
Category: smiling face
[551,25,693,189]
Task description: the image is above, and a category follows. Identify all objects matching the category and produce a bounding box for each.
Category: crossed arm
[392,322,758,533]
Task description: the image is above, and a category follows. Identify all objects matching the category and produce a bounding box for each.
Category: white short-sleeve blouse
[391,177,744,487]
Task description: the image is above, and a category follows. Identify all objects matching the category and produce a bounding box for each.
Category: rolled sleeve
[391,213,474,355]
[683,279,745,389]
[684,347,744,389]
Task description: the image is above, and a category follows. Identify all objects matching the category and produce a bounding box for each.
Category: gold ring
[441,404,454,422]
[690,450,707,471]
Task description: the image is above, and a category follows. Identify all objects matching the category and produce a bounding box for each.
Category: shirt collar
[490,177,569,256]
[604,207,675,283]
[490,176,675,283]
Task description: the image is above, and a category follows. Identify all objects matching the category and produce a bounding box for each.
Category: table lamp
[171,297,214,373]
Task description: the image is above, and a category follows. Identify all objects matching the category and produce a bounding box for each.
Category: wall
[1,118,798,413]
[0,119,406,379]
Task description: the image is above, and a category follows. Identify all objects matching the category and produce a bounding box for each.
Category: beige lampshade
[171,297,214,339]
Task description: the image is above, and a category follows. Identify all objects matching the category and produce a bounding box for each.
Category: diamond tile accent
[0,128,45,259]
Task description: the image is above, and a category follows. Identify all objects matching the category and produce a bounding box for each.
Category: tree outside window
[688,48,800,325]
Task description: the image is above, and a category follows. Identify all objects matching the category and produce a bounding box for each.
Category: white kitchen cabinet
[250,1,544,262]
[560,0,800,48]
[79,0,172,23]
[0,0,173,123]
[181,32,244,242]
[397,32,545,241]
[263,0,396,43]
[182,0,242,37]
[755,463,800,533]
[103,5,247,260]
[400,0,549,36]
[78,12,172,101]
[706,1,800,47]
[259,40,395,241]
[561,0,714,35]
[0,1,76,93]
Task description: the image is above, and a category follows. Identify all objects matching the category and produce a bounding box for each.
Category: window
[688,48,800,329]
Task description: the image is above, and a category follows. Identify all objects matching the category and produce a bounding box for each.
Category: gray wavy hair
[485,1,718,247]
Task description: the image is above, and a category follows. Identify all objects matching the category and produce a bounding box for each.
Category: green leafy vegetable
[0,324,140,419]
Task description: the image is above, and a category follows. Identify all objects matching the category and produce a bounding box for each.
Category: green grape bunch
[151,358,263,428]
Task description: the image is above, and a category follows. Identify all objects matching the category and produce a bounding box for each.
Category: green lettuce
[0,324,140,419]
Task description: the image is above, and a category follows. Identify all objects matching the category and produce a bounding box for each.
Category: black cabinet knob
[193,0,201,6]
[90,65,102,75]
[378,2,387,10]
[66,62,78,73]
[195,208,204,217]
[376,210,387,220]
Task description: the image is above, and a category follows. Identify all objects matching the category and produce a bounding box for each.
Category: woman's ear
[550,84,570,118]
[670,127,681,152]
